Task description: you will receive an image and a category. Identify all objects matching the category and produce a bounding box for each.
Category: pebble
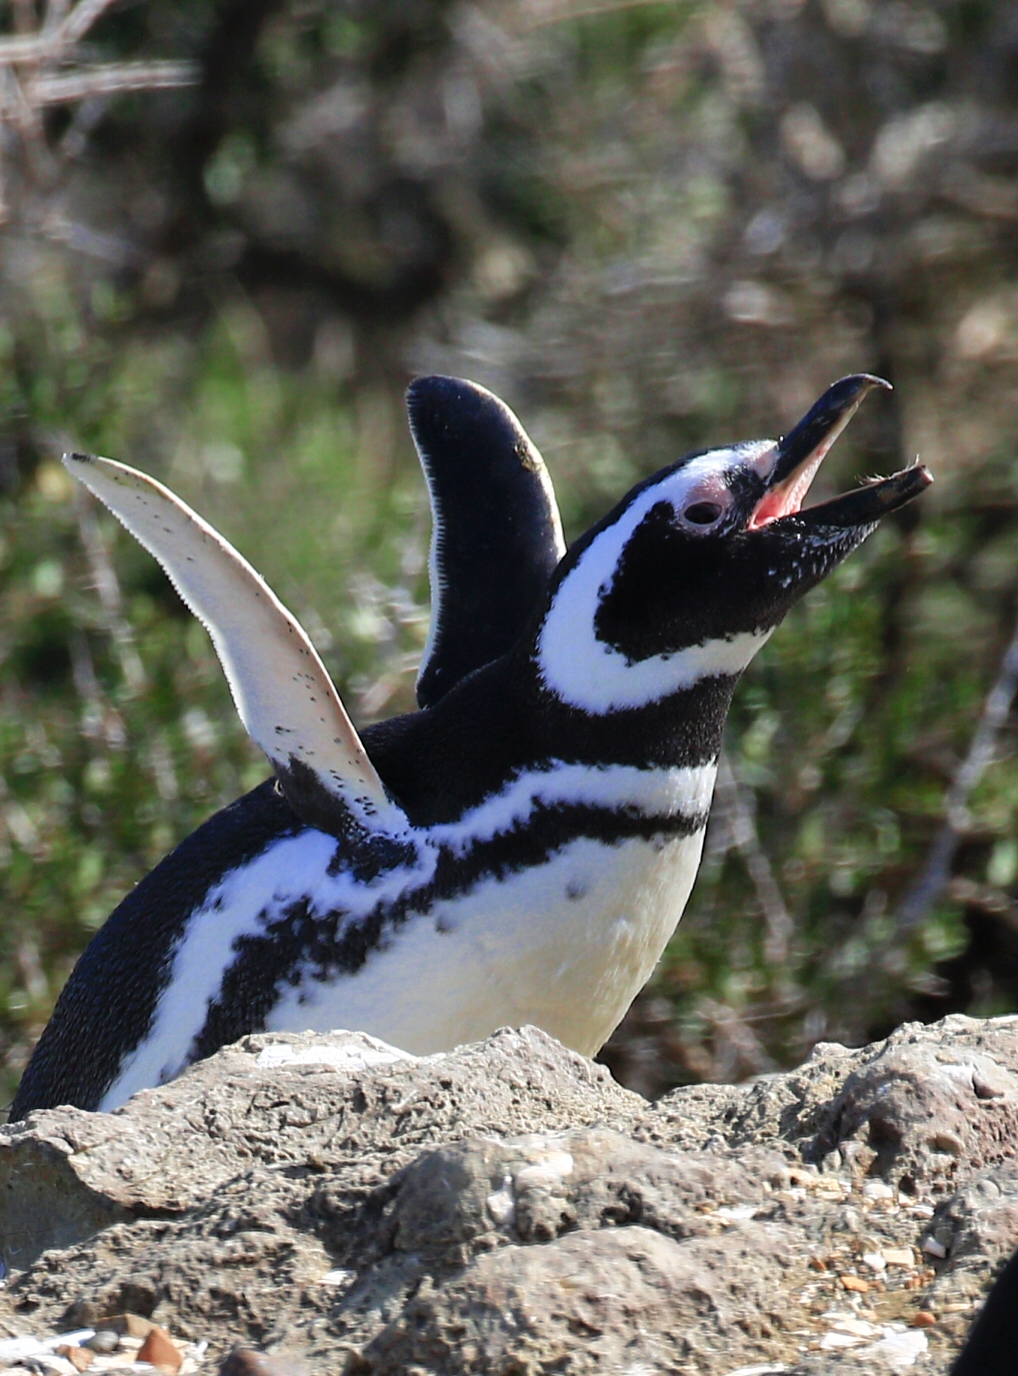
[861,1252,887,1272]
[56,1347,94,1372]
[83,1335,119,1355]
[714,1204,759,1224]
[218,1348,312,1376]
[136,1327,182,1375]
[103,1315,155,1340]
[719,1365,790,1376]
[861,1180,895,1201]
[820,1332,862,1350]
[922,1235,948,1259]
[828,1318,878,1338]
[840,1275,870,1293]
[912,1310,938,1328]
[882,1247,916,1267]
[317,1270,355,1287]
[485,1177,515,1226]
[857,1327,928,1368]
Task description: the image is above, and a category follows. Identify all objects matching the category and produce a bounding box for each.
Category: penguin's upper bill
[11,372,930,1119]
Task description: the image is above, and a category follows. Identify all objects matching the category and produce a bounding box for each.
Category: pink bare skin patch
[747,446,831,529]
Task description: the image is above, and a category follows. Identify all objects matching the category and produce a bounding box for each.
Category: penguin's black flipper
[408,376,565,710]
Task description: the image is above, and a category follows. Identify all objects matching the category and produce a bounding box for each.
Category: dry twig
[72,481,146,697]
[0,0,197,215]
[896,605,1018,933]
[714,750,795,967]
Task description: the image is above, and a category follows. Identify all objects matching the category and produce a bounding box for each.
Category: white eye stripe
[536,459,775,712]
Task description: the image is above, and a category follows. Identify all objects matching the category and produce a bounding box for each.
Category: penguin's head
[537,374,931,715]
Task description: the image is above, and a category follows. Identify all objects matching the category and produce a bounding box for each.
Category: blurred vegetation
[2,0,1018,1105]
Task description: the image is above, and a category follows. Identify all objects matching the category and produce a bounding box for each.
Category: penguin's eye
[682,501,724,527]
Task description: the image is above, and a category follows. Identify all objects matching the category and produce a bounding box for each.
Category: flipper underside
[64,453,405,838]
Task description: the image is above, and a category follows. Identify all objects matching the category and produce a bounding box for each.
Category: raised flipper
[408,376,565,709]
[63,453,406,839]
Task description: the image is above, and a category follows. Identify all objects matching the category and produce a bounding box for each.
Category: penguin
[949,1243,1018,1376]
[10,373,931,1118]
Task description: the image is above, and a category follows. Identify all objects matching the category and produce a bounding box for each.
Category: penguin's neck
[361,649,738,829]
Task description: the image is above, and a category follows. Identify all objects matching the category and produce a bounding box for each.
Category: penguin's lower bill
[11,372,931,1118]
[749,373,928,530]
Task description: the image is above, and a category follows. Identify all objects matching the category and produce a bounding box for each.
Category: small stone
[820,1331,865,1350]
[714,1204,759,1224]
[861,1252,886,1272]
[485,1177,515,1226]
[100,1314,155,1339]
[922,1235,948,1259]
[859,1329,929,1364]
[913,1310,937,1327]
[57,1346,95,1372]
[861,1180,894,1200]
[882,1247,916,1267]
[136,1326,182,1374]
[972,1066,1011,1099]
[841,1274,870,1293]
[218,1348,313,1376]
[829,1318,878,1338]
[83,1332,119,1354]
[318,1269,355,1286]
[809,1256,828,1272]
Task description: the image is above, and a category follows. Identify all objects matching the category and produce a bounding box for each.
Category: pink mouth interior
[746,445,831,531]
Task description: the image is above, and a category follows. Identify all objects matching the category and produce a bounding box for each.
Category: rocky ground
[0,1016,1015,1373]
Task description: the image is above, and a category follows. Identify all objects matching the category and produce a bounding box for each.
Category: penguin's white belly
[98,760,716,1111]
[266,827,706,1057]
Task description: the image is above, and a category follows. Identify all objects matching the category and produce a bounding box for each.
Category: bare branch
[714,750,795,966]
[0,35,60,63]
[699,997,778,1081]
[73,481,147,697]
[0,0,198,194]
[57,0,118,48]
[28,61,198,106]
[41,211,147,265]
[518,0,665,30]
[42,0,71,37]
[896,606,1018,933]
[12,0,36,38]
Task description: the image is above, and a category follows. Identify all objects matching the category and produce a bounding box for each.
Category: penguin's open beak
[747,374,932,531]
